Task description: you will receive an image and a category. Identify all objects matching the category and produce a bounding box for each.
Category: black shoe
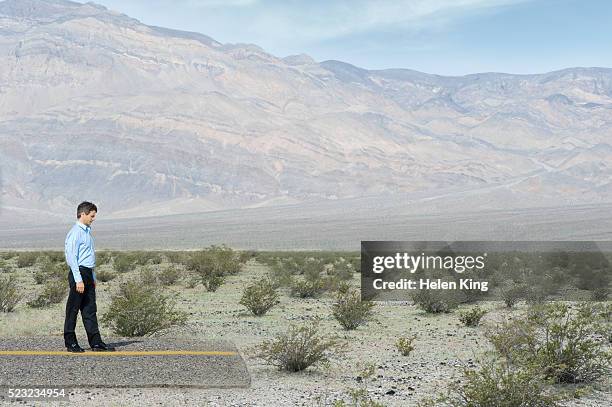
[90,342,115,352]
[66,343,85,353]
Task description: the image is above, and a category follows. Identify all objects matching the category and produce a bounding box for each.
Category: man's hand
[76,282,85,294]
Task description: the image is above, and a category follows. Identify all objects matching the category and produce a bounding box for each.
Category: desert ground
[2,201,612,251]
[0,252,610,406]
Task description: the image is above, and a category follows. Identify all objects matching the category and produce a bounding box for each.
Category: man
[64,201,115,352]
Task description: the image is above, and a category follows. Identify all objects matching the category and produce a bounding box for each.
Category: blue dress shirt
[64,222,96,284]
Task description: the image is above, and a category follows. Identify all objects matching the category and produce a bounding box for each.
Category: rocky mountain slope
[1,0,611,222]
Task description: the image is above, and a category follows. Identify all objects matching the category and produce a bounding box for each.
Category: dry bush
[158,265,181,286]
[113,253,136,273]
[590,287,609,301]
[240,279,279,316]
[290,276,325,298]
[499,282,527,308]
[27,278,66,308]
[487,302,611,384]
[257,319,346,372]
[96,251,112,265]
[101,279,187,337]
[17,252,38,268]
[395,335,417,357]
[33,258,65,284]
[412,289,460,314]
[39,251,64,263]
[187,245,244,291]
[0,251,18,260]
[449,360,559,407]
[96,269,117,282]
[459,306,488,327]
[139,266,159,286]
[332,289,375,330]
[0,276,21,312]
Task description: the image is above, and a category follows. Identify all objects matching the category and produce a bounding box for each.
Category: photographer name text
[372,278,489,292]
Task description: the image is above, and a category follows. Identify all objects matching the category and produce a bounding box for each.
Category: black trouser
[63,266,102,347]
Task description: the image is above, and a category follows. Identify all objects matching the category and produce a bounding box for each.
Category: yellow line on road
[0,350,237,356]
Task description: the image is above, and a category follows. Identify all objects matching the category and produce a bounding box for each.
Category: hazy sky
[93,0,612,76]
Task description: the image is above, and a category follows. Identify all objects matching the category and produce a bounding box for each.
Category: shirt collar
[76,222,90,232]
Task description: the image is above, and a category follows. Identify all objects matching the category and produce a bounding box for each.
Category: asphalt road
[0,337,251,389]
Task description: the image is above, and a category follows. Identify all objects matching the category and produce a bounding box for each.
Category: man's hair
[76,201,97,219]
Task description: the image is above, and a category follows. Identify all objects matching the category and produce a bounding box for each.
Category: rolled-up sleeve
[65,228,82,283]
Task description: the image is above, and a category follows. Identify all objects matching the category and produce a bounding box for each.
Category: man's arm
[65,229,83,284]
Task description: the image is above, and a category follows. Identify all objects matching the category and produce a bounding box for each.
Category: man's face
[79,210,97,226]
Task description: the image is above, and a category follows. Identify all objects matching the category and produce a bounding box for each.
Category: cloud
[97,0,533,61]
[173,0,533,42]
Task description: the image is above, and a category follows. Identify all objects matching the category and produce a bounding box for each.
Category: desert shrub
[17,252,38,268]
[412,289,460,314]
[499,282,527,308]
[33,269,47,285]
[96,251,112,265]
[39,251,64,263]
[268,260,294,288]
[27,278,67,308]
[158,265,181,286]
[334,281,352,294]
[287,258,327,297]
[525,286,549,306]
[238,250,256,264]
[139,267,159,286]
[332,289,375,330]
[33,258,65,284]
[590,287,609,301]
[186,245,243,291]
[459,306,488,327]
[395,335,416,356]
[187,245,243,276]
[446,360,559,407]
[268,257,321,290]
[257,319,346,372]
[146,252,163,265]
[239,279,279,316]
[101,279,187,337]
[127,251,162,265]
[0,276,21,312]
[325,259,355,292]
[165,251,189,265]
[96,269,116,282]
[0,251,18,260]
[575,266,610,291]
[0,259,13,273]
[279,257,305,275]
[203,273,224,292]
[113,253,136,273]
[348,257,361,273]
[302,258,325,279]
[290,277,325,298]
[125,251,147,266]
[487,302,611,384]
[328,259,354,280]
[601,303,612,343]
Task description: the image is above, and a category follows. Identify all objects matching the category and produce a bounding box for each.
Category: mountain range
[1,0,611,224]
